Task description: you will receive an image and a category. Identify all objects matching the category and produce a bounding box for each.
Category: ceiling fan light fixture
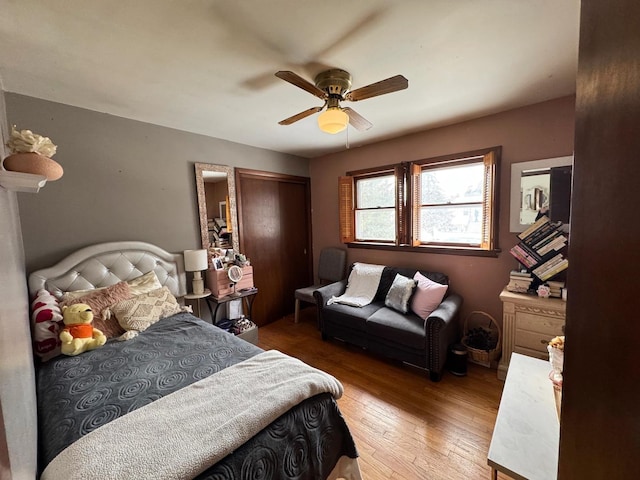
[317,108,348,134]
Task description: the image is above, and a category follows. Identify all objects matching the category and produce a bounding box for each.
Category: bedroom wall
[5,93,309,273]
[0,93,37,479]
[309,96,576,326]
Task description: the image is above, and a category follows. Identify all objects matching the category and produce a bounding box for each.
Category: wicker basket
[461,311,501,368]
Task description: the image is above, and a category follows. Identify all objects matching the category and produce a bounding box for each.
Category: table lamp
[183,249,208,295]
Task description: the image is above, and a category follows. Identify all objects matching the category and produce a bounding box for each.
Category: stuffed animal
[31,289,64,359]
[59,304,107,356]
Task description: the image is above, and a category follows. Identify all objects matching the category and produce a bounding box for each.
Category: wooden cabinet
[498,289,566,380]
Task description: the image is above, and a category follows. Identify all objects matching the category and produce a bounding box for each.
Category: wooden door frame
[235,168,314,284]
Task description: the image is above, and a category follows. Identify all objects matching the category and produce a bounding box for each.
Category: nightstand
[184,289,212,319]
[205,288,258,325]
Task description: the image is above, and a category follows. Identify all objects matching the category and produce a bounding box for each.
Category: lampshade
[183,249,208,272]
[317,108,349,134]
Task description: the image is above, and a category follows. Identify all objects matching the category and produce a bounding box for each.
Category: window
[339,147,500,254]
[355,171,396,242]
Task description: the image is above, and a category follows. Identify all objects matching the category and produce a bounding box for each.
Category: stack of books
[208,217,231,248]
[547,280,565,298]
[507,270,533,293]
[532,255,569,281]
[509,216,569,281]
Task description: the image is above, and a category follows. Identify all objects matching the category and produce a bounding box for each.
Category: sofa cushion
[375,267,416,301]
[323,301,385,333]
[366,307,427,350]
[384,274,417,314]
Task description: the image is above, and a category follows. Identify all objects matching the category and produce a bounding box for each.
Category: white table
[184,289,211,319]
[488,353,559,480]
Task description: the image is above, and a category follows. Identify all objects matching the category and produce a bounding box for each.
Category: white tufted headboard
[28,241,187,298]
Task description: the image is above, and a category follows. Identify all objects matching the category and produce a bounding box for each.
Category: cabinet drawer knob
[541,339,549,345]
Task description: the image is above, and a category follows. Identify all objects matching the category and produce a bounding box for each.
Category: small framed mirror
[510,155,573,232]
[194,163,240,253]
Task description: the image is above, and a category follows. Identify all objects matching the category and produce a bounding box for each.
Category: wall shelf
[0,170,47,193]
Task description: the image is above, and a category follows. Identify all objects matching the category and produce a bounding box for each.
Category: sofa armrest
[427,294,462,327]
[426,293,463,380]
[313,280,348,330]
[313,280,348,306]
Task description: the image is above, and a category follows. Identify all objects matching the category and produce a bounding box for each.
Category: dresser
[498,289,566,380]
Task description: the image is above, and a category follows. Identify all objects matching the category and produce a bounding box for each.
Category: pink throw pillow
[61,281,131,338]
[410,272,448,319]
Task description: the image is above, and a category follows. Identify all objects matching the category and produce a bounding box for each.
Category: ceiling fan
[275,69,408,134]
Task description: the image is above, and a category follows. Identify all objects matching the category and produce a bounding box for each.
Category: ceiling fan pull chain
[346,125,350,149]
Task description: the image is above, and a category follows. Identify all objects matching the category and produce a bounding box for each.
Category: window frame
[339,147,501,256]
[353,169,397,243]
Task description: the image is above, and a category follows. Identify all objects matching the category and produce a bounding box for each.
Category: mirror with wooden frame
[194,163,239,253]
[509,155,573,232]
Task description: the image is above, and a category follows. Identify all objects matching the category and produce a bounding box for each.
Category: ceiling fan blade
[275,71,327,100]
[345,75,408,102]
[343,107,373,131]
[278,106,324,125]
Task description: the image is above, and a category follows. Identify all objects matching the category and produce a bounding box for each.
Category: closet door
[236,169,312,326]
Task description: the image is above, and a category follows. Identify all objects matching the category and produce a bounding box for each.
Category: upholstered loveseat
[314,265,462,381]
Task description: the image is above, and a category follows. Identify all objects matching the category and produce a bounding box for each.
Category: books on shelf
[510,215,568,282]
[517,216,549,241]
[547,280,565,298]
[509,245,536,268]
[506,270,533,293]
[538,259,568,281]
[537,234,567,256]
[208,217,231,248]
[532,253,564,277]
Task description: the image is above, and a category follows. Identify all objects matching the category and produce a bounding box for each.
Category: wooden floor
[257,307,508,480]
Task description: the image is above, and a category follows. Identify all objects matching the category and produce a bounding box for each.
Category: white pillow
[127,271,163,296]
[61,270,162,302]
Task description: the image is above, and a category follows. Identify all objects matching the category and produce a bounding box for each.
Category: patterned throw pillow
[410,271,448,319]
[61,281,131,338]
[31,289,64,361]
[384,274,417,314]
[106,287,184,340]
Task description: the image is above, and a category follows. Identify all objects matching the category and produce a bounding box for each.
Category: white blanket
[42,350,353,480]
[327,262,385,307]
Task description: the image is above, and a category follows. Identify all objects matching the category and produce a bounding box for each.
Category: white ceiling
[0,0,580,158]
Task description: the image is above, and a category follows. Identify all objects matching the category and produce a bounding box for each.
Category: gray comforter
[37,313,357,479]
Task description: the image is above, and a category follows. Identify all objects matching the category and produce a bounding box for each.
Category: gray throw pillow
[384,274,417,314]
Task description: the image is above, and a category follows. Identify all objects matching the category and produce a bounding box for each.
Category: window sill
[347,242,501,258]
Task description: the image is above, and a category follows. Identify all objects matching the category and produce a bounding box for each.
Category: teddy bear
[59,303,107,356]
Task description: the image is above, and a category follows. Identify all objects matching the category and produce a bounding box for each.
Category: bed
[28,241,361,480]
